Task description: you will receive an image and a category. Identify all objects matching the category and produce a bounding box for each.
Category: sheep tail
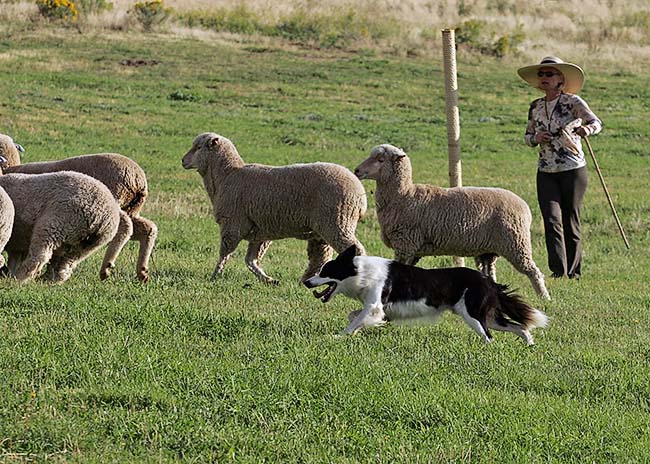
[124,190,146,215]
[494,283,548,330]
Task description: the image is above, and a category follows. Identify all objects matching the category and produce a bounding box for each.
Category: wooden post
[442,28,464,267]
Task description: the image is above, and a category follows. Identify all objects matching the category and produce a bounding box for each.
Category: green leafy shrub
[455,19,485,47]
[168,90,199,102]
[178,7,394,49]
[492,24,525,58]
[130,0,172,31]
[274,10,324,43]
[35,0,79,22]
[178,7,268,35]
[456,20,525,58]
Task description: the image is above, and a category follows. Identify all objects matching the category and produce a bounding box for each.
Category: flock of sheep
[0,131,549,301]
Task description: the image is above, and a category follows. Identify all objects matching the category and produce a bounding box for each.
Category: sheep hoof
[137,269,149,283]
[100,267,112,280]
[265,278,279,286]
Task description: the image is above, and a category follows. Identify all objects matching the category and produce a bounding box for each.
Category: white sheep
[0,186,15,269]
[182,132,367,283]
[0,171,121,283]
[0,134,158,282]
[354,144,550,300]
[0,134,23,167]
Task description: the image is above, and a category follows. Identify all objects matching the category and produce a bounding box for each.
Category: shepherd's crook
[584,136,630,249]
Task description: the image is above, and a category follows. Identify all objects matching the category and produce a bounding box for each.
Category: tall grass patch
[178,6,399,49]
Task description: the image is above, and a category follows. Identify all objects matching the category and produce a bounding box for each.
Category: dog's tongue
[312,288,328,299]
[312,282,336,303]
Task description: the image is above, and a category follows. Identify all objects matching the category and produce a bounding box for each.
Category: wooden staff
[584,136,630,249]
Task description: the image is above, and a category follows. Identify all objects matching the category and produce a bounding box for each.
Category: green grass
[1,24,650,463]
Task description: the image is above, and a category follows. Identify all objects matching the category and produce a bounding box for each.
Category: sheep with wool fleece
[354,144,550,300]
[182,132,367,283]
[0,134,23,167]
[0,186,14,269]
[0,171,121,283]
[0,134,158,283]
[0,136,18,268]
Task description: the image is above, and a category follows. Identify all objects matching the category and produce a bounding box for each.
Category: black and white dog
[304,246,548,345]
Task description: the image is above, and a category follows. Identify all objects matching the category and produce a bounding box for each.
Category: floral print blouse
[525,93,602,173]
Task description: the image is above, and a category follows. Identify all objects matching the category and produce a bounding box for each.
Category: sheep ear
[210,136,220,146]
[396,148,407,158]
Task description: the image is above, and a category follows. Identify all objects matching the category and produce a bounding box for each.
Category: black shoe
[568,274,580,281]
[551,272,565,279]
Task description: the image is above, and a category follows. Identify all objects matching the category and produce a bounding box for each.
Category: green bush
[455,20,525,58]
[274,10,324,43]
[455,19,485,47]
[35,0,79,22]
[130,0,172,31]
[178,7,268,36]
[168,90,199,102]
[178,7,395,50]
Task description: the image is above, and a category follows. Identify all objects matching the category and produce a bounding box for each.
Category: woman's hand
[574,126,589,137]
[535,131,553,143]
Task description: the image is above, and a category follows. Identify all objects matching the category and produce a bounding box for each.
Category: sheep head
[182,132,244,175]
[0,134,24,171]
[354,144,409,182]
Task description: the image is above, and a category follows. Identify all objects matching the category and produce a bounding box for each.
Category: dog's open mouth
[312,282,337,303]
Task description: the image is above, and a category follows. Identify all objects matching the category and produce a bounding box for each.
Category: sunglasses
[537,71,559,78]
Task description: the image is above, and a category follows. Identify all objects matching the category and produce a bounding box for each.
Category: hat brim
[517,62,585,94]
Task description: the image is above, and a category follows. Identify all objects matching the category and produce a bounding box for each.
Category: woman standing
[518,56,602,279]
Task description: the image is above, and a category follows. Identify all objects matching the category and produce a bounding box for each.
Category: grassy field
[1,19,650,463]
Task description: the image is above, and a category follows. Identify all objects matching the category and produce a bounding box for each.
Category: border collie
[304,246,548,345]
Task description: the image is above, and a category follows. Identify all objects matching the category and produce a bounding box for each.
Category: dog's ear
[339,245,359,261]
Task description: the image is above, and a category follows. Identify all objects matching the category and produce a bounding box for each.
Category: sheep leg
[0,251,24,277]
[41,255,78,283]
[326,230,366,257]
[526,267,551,301]
[45,238,109,283]
[131,215,158,283]
[508,256,551,301]
[301,238,334,283]
[474,257,483,273]
[100,210,133,281]
[245,240,277,285]
[475,253,498,281]
[394,251,420,266]
[5,252,25,277]
[211,230,241,280]
[13,239,56,283]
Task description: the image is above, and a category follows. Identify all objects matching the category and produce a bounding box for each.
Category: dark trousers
[536,166,588,277]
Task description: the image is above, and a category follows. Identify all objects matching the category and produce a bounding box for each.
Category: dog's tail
[495,283,548,329]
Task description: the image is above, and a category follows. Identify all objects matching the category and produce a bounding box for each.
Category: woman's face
[537,66,564,91]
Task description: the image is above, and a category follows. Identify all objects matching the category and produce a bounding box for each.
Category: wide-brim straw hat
[517,56,585,94]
